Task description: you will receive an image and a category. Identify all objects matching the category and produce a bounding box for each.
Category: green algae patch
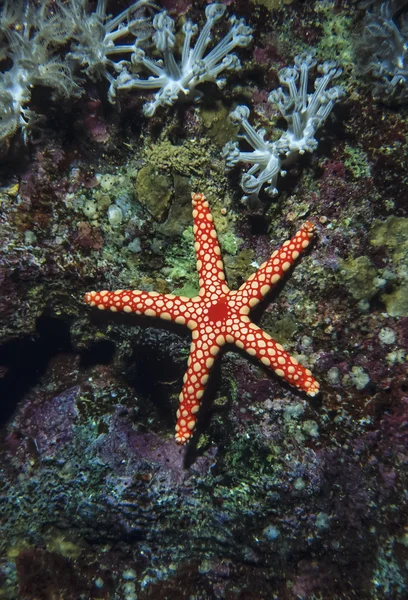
[44,528,84,560]
[199,101,239,148]
[171,282,200,298]
[315,3,354,68]
[340,255,379,301]
[156,174,192,238]
[135,165,172,222]
[370,216,408,255]
[381,284,408,317]
[135,136,219,226]
[344,144,371,179]
[224,248,257,290]
[219,231,242,256]
[262,314,298,346]
[143,137,209,176]
[165,227,199,293]
[370,216,408,316]
[250,0,294,9]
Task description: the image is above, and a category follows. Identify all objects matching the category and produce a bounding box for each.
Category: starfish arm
[175,331,223,444]
[191,193,229,296]
[235,221,316,310]
[228,319,320,396]
[84,289,199,327]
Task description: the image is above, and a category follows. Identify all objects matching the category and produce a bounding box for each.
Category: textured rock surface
[0,1,407,599]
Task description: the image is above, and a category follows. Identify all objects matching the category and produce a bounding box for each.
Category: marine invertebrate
[222,53,345,201]
[111,3,253,115]
[0,0,156,147]
[84,192,319,444]
[64,0,156,87]
[0,0,81,146]
[357,0,408,104]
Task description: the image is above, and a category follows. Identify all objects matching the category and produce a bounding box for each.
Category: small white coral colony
[222,53,345,201]
[111,3,253,116]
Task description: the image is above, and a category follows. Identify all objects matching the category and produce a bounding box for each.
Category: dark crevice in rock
[0,315,73,425]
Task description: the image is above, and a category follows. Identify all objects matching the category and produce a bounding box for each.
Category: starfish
[85,193,319,444]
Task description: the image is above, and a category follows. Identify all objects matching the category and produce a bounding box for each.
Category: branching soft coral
[357,0,408,104]
[222,53,345,202]
[0,1,252,147]
[0,0,156,148]
[111,3,253,116]
[63,0,156,87]
[0,0,81,147]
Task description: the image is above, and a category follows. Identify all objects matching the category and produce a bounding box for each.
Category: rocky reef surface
[0,1,407,599]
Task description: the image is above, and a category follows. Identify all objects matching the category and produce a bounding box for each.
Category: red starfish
[85,193,319,444]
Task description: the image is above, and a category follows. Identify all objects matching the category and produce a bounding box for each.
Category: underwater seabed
[0,0,407,598]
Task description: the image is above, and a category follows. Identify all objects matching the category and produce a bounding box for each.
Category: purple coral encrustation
[5,387,79,465]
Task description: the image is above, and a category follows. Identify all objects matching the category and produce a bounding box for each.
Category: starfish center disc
[206,299,229,324]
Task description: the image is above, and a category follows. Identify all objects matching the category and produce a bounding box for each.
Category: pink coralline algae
[6,387,79,465]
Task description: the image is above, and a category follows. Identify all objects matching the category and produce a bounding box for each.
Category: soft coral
[0,0,82,148]
[357,0,408,104]
[63,0,156,91]
[0,0,156,150]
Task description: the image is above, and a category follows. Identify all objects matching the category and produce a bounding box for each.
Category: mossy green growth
[381,285,408,318]
[135,135,228,228]
[315,3,354,68]
[370,216,408,257]
[340,255,379,301]
[165,227,199,294]
[370,217,408,316]
[250,0,294,10]
[223,434,278,477]
[143,137,210,176]
[135,165,172,222]
[219,231,242,256]
[44,528,84,559]
[199,101,240,148]
[171,281,200,298]
[224,248,257,290]
[344,144,371,179]
[262,314,298,346]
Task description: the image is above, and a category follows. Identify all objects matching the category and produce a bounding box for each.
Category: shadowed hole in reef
[79,339,116,367]
[79,331,182,426]
[125,339,182,424]
[0,315,73,426]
